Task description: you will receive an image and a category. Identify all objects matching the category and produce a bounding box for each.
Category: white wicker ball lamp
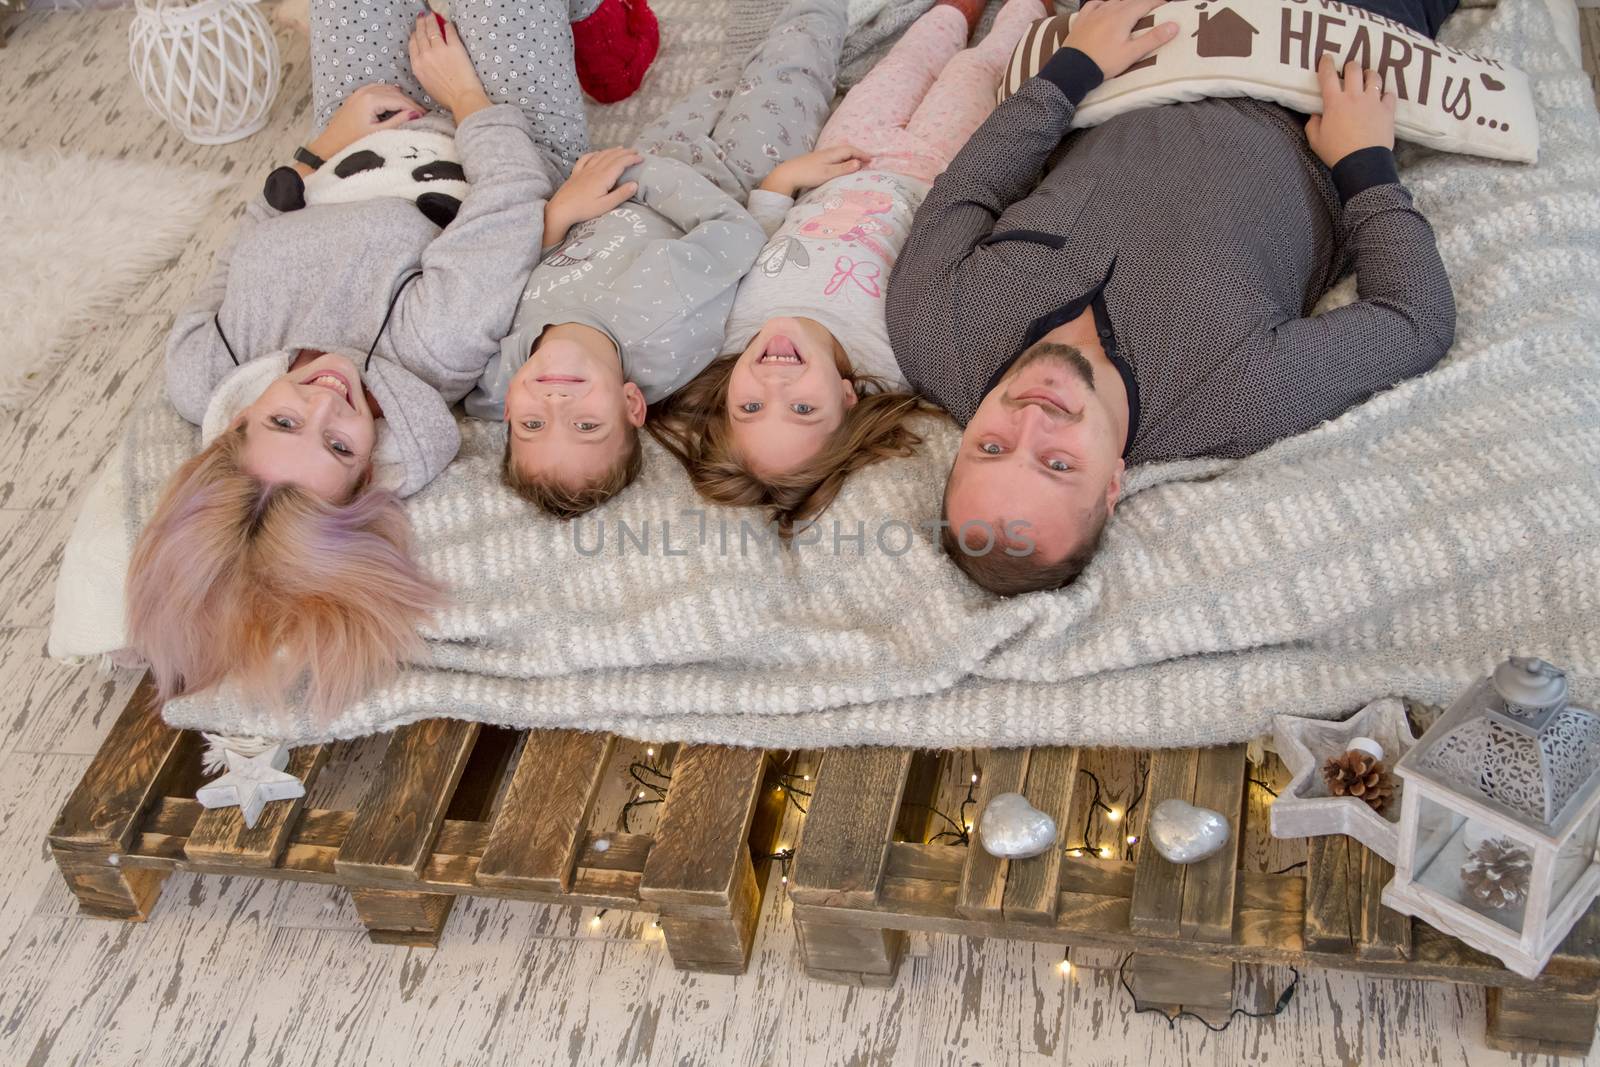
[1382,657,1600,978]
[129,0,280,145]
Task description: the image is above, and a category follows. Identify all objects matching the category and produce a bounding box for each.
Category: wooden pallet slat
[639,745,769,974]
[1127,748,1201,939]
[957,748,1030,922]
[49,675,193,857]
[183,744,330,869]
[48,675,196,921]
[789,748,914,908]
[1356,846,1412,961]
[476,731,616,892]
[1304,834,1361,954]
[1178,744,1247,944]
[1001,747,1081,925]
[335,719,480,883]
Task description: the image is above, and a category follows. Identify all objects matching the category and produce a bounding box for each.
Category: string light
[620,759,672,832]
[590,909,607,929]
[756,846,796,886]
[1063,759,1150,860]
[764,754,814,815]
[906,754,982,847]
[1118,953,1299,1031]
[1057,952,1072,977]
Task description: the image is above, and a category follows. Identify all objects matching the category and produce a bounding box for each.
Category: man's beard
[1006,342,1095,391]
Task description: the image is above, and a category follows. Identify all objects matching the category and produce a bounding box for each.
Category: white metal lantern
[1383,657,1600,977]
[129,0,280,145]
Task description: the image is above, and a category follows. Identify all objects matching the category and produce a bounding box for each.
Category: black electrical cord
[1117,953,1300,1032]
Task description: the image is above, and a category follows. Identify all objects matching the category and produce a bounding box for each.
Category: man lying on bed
[885,0,1457,596]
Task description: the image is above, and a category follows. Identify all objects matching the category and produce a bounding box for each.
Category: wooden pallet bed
[788,744,1600,1058]
[47,676,786,974]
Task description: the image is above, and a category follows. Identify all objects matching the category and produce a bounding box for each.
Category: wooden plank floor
[1,4,1597,1064]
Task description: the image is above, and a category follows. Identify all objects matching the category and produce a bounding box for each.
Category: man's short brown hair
[939,501,1109,596]
[503,429,644,520]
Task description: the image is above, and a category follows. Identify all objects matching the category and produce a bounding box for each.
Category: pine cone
[1461,838,1532,910]
[1321,749,1395,813]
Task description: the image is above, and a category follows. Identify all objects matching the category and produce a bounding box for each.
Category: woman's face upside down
[236,351,379,502]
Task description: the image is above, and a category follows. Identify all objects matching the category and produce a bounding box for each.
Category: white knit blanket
[149,0,1600,747]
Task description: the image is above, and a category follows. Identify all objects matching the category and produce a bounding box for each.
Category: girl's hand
[759,144,869,198]
[307,84,424,166]
[1062,0,1178,82]
[1305,57,1397,168]
[408,13,492,123]
[543,148,643,249]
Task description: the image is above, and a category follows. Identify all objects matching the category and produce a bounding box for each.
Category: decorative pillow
[999,0,1538,163]
[48,441,132,661]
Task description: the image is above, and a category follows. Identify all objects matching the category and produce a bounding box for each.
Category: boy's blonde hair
[649,353,930,536]
[126,425,444,722]
[502,428,644,519]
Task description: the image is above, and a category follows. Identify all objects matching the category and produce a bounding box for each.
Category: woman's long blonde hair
[649,353,931,536]
[126,425,445,722]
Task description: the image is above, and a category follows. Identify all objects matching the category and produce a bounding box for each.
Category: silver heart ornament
[1148,798,1230,864]
[978,792,1058,859]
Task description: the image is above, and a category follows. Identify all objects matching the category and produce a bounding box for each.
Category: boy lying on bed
[886,0,1458,595]
[465,0,865,518]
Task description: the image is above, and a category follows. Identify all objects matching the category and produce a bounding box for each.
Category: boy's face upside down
[503,322,646,492]
[725,316,858,479]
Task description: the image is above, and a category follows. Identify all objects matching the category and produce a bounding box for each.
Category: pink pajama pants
[816,0,1047,184]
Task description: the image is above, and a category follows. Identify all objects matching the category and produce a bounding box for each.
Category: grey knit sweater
[165,104,559,489]
[465,154,766,417]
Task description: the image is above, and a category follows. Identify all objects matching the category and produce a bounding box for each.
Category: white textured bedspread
[149,0,1600,747]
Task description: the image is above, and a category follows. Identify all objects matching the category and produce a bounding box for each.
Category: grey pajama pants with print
[633,0,848,200]
[310,0,592,172]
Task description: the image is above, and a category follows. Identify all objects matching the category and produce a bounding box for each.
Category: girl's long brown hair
[126,426,446,724]
[649,352,933,536]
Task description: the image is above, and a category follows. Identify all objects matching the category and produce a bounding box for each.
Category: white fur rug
[0,151,227,412]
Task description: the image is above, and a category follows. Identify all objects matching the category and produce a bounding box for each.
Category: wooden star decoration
[1270,698,1419,863]
[195,744,304,829]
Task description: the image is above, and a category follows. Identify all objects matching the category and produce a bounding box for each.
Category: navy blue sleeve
[1035,46,1104,106]
[1331,145,1401,202]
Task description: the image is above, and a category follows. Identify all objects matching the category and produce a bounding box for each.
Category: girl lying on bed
[649,0,1045,534]
[128,0,588,720]
[464,0,854,519]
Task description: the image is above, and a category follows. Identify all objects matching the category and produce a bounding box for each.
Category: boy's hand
[543,148,643,249]
[306,84,424,170]
[758,144,869,199]
[409,14,492,123]
[1306,57,1397,168]
[1063,0,1178,82]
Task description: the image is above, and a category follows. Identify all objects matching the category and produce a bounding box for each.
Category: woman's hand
[758,144,869,198]
[1062,0,1178,82]
[305,84,424,168]
[543,148,643,249]
[1305,57,1397,168]
[409,13,492,123]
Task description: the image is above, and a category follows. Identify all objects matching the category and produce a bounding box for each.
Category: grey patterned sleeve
[887,76,1083,421]
[1233,182,1457,451]
[164,196,281,425]
[385,103,555,403]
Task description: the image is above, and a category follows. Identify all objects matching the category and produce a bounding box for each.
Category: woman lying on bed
[128,0,589,721]
[650,0,1044,535]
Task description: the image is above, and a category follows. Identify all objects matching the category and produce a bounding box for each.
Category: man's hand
[758,144,869,199]
[409,14,492,123]
[1063,0,1179,82]
[305,84,424,170]
[1306,57,1397,168]
[543,148,643,249]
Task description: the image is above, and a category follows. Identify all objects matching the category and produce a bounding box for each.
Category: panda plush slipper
[263,127,469,228]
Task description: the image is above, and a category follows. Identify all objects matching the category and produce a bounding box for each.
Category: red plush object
[934,0,986,39]
[571,0,660,104]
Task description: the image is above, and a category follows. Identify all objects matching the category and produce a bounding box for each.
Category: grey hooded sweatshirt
[465,154,766,419]
[166,105,557,492]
